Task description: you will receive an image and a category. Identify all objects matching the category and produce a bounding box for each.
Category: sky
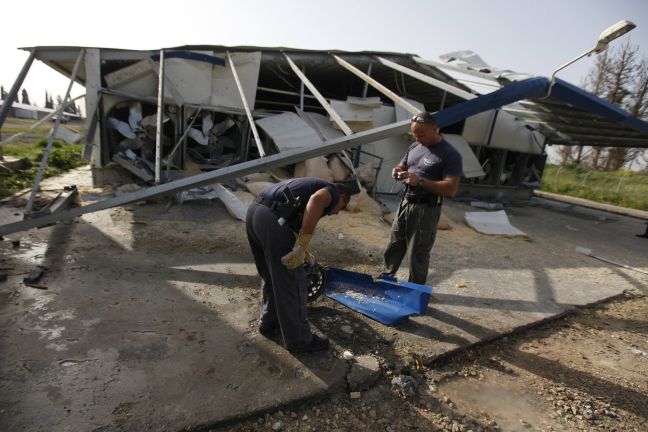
[1,0,647,110]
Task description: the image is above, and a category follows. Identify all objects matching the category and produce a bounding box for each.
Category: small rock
[347,355,381,391]
[340,325,353,334]
[271,420,284,431]
[391,375,418,398]
[23,269,44,284]
[11,240,20,248]
[302,414,309,421]
[350,391,361,399]
[342,350,355,360]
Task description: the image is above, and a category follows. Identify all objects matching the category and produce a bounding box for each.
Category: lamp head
[593,20,636,53]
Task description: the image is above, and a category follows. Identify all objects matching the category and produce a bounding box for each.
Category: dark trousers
[245,203,312,348]
[383,200,442,284]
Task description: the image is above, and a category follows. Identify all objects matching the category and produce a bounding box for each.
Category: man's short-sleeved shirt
[260,177,340,216]
[401,137,463,198]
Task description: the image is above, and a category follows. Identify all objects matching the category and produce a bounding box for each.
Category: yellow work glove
[281,233,313,269]
[304,249,315,265]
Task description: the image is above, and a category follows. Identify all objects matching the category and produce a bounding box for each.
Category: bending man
[246,177,349,353]
[382,112,463,284]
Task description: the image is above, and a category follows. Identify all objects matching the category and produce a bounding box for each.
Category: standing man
[246,177,350,353]
[382,112,463,285]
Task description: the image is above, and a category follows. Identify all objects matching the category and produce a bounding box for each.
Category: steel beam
[155,49,165,184]
[413,56,503,83]
[25,49,85,214]
[284,53,353,135]
[227,51,265,157]
[332,55,421,114]
[377,56,475,100]
[0,119,412,236]
[0,49,37,130]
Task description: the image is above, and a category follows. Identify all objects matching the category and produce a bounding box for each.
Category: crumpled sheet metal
[324,267,432,325]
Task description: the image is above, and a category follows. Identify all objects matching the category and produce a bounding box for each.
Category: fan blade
[187,128,208,146]
[106,117,136,139]
[128,104,142,130]
[213,117,235,135]
[118,138,143,150]
[141,112,169,128]
[202,113,213,137]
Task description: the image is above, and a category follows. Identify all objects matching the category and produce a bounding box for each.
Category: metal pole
[0,49,37,131]
[332,55,420,114]
[361,64,372,98]
[226,51,265,157]
[299,66,305,111]
[25,49,85,215]
[155,49,165,184]
[0,49,36,158]
[284,53,361,190]
[284,53,353,135]
[378,56,475,100]
[0,119,412,236]
[439,90,447,111]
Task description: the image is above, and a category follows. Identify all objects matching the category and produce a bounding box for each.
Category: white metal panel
[358,105,410,194]
[104,60,158,97]
[210,51,261,110]
[301,112,345,141]
[463,110,544,154]
[443,134,485,178]
[329,99,374,123]
[256,112,321,152]
[163,54,213,105]
[346,96,382,108]
[462,110,493,144]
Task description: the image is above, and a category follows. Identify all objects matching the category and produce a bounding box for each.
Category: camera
[396,172,405,180]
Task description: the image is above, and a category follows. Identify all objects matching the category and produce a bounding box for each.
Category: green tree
[21,89,31,105]
[582,40,648,171]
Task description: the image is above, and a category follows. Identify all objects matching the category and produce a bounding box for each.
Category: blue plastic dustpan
[323,267,432,325]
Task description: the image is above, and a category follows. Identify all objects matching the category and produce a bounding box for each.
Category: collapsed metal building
[12,46,553,194]
[1,45,647,235]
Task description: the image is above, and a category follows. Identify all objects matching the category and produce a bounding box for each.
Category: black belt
[405,194,443,206]
[254,196,276,209]
[254,196,301,231]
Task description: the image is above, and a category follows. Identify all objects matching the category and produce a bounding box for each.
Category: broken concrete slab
[347,355,381,391]
[1,168,647,431]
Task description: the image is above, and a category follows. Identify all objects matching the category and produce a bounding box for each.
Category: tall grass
[541,164,648,211]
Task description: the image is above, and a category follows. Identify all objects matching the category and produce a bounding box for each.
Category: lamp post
[543,20,636,98]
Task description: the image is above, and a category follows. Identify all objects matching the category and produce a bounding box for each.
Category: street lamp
[543,20,636,98]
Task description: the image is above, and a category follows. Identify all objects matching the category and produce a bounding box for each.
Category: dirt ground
[1,167,647,431]
[213,291,648,432]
